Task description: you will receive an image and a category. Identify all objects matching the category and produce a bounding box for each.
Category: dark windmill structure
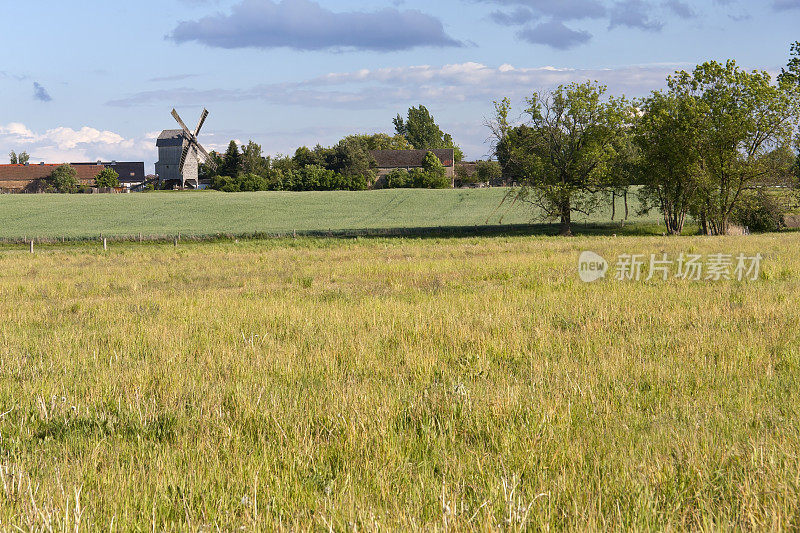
[155,108,210,189]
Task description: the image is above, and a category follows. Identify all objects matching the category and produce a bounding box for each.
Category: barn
[370,149,456,181]
[0,163,104,193]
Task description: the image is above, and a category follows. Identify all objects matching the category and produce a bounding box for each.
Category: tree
[327,138,376,180]
[394,105,464,162]
[778,41,800,87]
[476,160,502,185]
[343,133,414,151]
[95,167,120,188]
[634,90,704,234]
[9,151,29,165]
[50,164,79,193]
[221,141,241,178]
[241,141,268,176]
[670,60,800,235]
[491,82,633,235]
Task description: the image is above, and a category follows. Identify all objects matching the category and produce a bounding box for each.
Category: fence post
[30,240,34,254]
[103,238,108,251]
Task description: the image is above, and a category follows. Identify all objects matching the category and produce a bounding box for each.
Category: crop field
[0,232,798,530]
[0,188,659,240]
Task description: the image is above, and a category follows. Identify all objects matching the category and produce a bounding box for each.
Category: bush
[95,167,120,188]
[385,169,411,188]
[49,164,79,193]
[476,160,503,185]
[732,190,785,233]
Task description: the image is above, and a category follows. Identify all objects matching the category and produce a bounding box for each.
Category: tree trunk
[559,199,572,236]
[611,192,616,221]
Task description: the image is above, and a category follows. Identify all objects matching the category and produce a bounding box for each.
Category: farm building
[0,163,104,193]
[72,162,145,189]
[0,161,144,193]
[370,149,456,181]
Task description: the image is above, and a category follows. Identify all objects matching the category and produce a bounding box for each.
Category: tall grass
[0,233,798,530]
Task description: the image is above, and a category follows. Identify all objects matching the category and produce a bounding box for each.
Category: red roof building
[0,164,107,193]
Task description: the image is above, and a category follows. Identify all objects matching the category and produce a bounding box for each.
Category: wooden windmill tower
[155,108,210,189]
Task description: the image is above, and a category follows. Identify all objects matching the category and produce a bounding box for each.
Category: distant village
[0,106,497,194]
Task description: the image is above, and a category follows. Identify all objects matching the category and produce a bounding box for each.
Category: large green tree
[49,164,79,193]
[492,83,633,236]
[670,60,799,235]
[394,106,464,162]
[220,140,241,178]
[634,90,704,235]
[95,167,120,188]
[241,141,268,176]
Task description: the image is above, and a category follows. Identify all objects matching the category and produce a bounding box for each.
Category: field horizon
[0,188,663,241]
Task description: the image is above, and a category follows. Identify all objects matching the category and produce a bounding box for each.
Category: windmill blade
[171,109,194,138]
[178,142,191,173]
[193,140,211,161]
[194,109,209,137]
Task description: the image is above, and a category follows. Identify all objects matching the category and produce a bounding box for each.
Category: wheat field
[0,233,798,530]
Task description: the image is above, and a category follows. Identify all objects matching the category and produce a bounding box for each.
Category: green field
[1,233,799,529]
[0,188,659,240]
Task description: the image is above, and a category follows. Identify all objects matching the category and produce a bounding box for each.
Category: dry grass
[0,233,798,530]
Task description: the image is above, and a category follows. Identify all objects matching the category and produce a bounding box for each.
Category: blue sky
[1,0,798,171]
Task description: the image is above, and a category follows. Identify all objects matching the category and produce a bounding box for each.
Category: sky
[0,0,798,172]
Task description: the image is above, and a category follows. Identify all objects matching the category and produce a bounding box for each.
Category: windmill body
[155,109,210,189]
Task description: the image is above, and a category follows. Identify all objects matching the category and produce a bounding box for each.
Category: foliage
[732,190,786,233]
[220,140,242,178]
[342,133,414,151]
[778,41,800,87]
[241,141,269,176]
[9,150,30,165]
[94,167,120,188]
[492,83,634,235]
[476,161,503,185]
[394,105,464,162]
[634,90,704,234]
[211,173,268,193]
[49,164,79,193]
[669,60,800,235]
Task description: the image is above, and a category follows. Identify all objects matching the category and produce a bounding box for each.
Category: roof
[156,129,188,148]
[72,162,145,183]
[0,164,104,183]
[370,149,455,169]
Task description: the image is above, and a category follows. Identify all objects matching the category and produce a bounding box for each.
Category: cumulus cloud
[478,0,710,49]
[168,0,462,52]
[33,82,52,102]
[0,123,153,164]
[608,0,664,30]
[518,21,592,49]
[108,61,682,110]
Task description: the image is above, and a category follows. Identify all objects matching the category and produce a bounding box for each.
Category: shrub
[476,160,503,185]
[95,167,120,188]
[49,164,79,193]
[732,190,785,233]
[384,169,411,189]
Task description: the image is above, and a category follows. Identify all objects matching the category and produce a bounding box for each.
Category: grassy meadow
[0,232,799,530]
[0,188,660,240]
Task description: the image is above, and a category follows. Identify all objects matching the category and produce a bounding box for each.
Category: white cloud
[108,61,683,110]
[0,123,154,164]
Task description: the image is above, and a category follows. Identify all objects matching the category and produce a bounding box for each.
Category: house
[0,163,104,193]
[72,161,145,189]
[370,149,456,184]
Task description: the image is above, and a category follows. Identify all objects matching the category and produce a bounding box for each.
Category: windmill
[155,108,211,189]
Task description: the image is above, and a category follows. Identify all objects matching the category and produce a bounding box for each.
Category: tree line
[200,106,463,192]
[491,45,800,236]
